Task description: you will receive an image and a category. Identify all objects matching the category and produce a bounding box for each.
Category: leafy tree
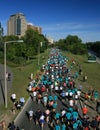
[3,35,19,42]
[65,35,82,45]
[87,41,100,57]
[57,35,87,55]
[0,29,49,65]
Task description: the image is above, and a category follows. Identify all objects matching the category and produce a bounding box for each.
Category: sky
[0,0,100,43]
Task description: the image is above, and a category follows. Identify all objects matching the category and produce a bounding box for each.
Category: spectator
[15,101,21,110]
[30,73,33,80]
[8,73,11,81]
[11,93,16,103]
[8,121,16,130]
[83,75,87,82]
[19,97,25,107]
[11,104,16,114]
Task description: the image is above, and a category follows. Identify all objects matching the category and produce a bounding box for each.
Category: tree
[3,35,19,42]
[0,28,49,65]
[65,35,82,45]
[57,35,87,55]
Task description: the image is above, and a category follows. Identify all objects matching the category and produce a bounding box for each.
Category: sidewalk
[0,64,13,105]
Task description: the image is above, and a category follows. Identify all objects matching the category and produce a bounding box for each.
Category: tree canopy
[0,29,49,65]
[56,35,87,55]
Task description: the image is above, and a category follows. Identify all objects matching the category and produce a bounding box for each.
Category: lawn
[63,51,100,92]
[0,49,50,124]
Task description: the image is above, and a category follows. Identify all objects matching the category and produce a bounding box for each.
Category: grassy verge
[63,51,100,92]
[0,49,50,125]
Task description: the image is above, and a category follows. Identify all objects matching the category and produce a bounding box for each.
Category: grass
[0,49,50,125]
[63,51,100,92]
[0,49,100,126]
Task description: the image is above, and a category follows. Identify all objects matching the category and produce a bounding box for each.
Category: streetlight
[4,40,23,108]
[38,42,42,66]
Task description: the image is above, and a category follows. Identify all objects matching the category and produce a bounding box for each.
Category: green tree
[57,35,87,55]
[3,35,19,42]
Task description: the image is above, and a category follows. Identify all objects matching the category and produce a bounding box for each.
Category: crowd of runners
[8,48,100,130]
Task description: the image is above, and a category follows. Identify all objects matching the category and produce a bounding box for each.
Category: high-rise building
[7,13,27,37]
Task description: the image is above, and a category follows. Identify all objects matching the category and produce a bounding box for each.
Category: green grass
[8,50,50,107]
[63,51,100,92]
[0,49,50,123]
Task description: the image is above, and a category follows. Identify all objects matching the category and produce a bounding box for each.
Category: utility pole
[0,22,3,44]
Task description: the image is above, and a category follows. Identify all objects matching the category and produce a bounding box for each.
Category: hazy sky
[1,0,100,42]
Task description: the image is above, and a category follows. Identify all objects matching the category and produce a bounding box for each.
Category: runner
[28,110,33,120]
[39,113,45,130]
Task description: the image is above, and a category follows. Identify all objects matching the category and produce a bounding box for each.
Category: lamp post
[38,42,40,66]
[4,40,23,108]
[38,42,42,66]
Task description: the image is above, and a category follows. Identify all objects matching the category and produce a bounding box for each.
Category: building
[7,13,42,37]
[27,23,42,34]
[46,36,54,44]
[7,13,27,37]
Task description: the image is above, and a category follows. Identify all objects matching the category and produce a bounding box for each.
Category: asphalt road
[14,91,99,130]
[14,49,99,130]
[14,91,75,130]
[88,50,100,64]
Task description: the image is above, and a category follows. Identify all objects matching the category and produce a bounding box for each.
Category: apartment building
[7,13,27,37]
[27,23,42,34]
[7,13,42,37]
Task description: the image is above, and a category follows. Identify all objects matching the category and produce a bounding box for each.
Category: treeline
[86,41,100,57]
[0,29,49,65]
[56,35,88,55]
[0,32,100,65]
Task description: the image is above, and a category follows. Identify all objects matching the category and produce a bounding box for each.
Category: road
[14,49,99,130]
[88,50,100,64]
[15,91,65,130]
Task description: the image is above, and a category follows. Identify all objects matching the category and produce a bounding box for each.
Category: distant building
[7,13,27,37]
[7,13,42,37]
[46,36,54,44]
[27,23,42,34]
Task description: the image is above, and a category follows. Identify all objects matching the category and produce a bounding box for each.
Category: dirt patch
[0,110,18,129]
